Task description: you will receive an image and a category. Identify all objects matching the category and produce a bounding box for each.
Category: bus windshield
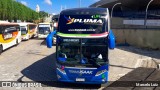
[38,27,50,34]
[58,15,107,34]
[57,38,108,68]
[0,25,19,34]
[21,26,27,35]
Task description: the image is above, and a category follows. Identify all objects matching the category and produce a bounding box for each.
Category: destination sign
[39,25,50,27]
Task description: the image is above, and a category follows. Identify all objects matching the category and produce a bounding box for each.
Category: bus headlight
[95,69,107,76]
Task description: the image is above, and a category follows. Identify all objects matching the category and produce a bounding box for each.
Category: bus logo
[69,70,93,75]
[64,16,75,24]
[64,15,103,25]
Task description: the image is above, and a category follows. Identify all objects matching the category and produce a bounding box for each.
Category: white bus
[37,23,52,39]
[18,23,37,40]
[0,23,21,54]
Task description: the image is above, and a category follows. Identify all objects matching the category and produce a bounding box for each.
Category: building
[90,0,160,49]
[90,0,160,17]
[36,4,40,13]
[90,0,160,27]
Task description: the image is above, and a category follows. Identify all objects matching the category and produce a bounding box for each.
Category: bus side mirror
[108,30,115,49]
[46,33,53,48]
[46,31,57,48]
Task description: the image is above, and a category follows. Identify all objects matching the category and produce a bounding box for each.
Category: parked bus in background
[0,22,21,54]
[28,23,37,38]
[52,14,59,30]
[18,23,37,40]
[52,14,59,44]
[46,8,115,84]
[37,23,53,39]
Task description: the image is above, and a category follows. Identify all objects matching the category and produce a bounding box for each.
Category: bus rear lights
[95,69,107,76]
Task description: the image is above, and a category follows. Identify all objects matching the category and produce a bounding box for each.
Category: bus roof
[60,8,108,15]
[18,23,36,26]
[0,21,10,23]
[38,23,51,24]
[0,23,19,26]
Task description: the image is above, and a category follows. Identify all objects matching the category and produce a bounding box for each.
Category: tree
[0,0,40,22]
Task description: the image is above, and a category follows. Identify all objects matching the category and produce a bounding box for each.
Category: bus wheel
[16,39,19,46]
[0,45,3,55]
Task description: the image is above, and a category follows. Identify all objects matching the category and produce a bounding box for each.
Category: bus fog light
[95,69,107,76]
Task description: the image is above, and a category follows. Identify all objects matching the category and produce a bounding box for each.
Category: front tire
[0,45,3,55]
[16,39,19,46]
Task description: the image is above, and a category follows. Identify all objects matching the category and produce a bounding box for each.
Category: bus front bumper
[56,68,108,84]
[21,35,29,40]
[38,35,47,39]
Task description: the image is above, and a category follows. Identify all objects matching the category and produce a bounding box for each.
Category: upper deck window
[58,14,108,34]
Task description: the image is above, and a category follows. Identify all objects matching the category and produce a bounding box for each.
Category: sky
[17,0,100,14]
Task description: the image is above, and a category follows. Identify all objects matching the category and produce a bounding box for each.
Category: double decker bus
[18,23,37,40]
[37,23,53,39]
[46,8,115,84]
[0,22,21,54]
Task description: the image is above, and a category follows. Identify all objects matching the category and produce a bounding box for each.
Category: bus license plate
[76,78,85,82]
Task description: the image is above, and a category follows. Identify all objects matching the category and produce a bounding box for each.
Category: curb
[135,57,157,68]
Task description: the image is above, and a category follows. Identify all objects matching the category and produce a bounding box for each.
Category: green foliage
[39,11,48,18]
[0,0,42,22]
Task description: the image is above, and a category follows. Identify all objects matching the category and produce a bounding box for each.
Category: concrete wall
[113,29,160,49]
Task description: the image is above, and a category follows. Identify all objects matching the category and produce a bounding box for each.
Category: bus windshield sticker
[68,29,96,32]
[91,15,101,18]
[59,14,107,34]
[64,15,103,25]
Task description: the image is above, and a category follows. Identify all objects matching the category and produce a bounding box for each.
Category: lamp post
[111,3,121,18]
[144,0,154,27]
